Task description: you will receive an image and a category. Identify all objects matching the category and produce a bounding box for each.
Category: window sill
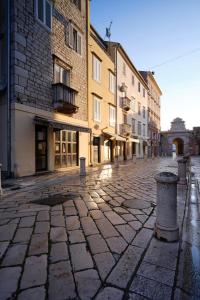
[35,17,52,33]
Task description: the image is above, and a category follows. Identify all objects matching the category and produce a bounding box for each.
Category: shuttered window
[68,23,82,55]
[93,96,101,122]
[93,55,101,82]
[36,0,52,30]
[109,71,115,94]
[54,64,70,86]
[109,105,116,127]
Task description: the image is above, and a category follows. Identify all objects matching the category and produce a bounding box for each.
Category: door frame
[35,125,48,172]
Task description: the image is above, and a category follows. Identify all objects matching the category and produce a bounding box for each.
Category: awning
[102,130,116,140]
[102,130,126,141]
[34,116,91,133]
[129,138,140,143]
[116,136,126,142]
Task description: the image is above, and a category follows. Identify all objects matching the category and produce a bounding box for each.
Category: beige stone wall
[88,27,116,164]
[12,103,90,177]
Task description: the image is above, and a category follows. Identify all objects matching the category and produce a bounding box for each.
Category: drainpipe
[7,0,11,177]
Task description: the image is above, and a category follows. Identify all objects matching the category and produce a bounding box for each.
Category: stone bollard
[0,164,3,197]
[177,158,187,185]
[154,172,179,242]
[115,155,119,168]
[183,154,191,174]
[80,157,86,176]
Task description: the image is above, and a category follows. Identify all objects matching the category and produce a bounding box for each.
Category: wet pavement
[0,157,199,300]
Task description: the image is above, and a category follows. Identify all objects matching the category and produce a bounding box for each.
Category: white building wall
[116,51,148,159]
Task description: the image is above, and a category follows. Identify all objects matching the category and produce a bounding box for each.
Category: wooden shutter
[68,22,74,48]
[77,33,82,55]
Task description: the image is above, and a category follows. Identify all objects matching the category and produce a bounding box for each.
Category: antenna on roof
[105,21,112,41]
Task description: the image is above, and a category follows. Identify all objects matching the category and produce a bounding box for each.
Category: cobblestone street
[0,157,199,300]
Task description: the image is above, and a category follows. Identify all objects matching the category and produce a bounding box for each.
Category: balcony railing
[53,83,79,114]
[122,96,131,111]
[121,123,132,136]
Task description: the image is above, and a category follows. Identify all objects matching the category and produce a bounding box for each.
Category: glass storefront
[54,130,78,168]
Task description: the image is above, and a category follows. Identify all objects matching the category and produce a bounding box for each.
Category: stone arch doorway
[173,138,184,155]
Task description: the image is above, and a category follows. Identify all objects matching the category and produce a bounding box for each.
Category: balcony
[52,83,79,114]
[122,96,131,111]
[121,123,132,137]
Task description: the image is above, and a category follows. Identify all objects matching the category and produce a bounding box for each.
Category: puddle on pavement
[123,199,151,209]
[31,193,78,206]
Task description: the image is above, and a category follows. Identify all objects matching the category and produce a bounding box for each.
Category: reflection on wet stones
[31,193,78,207]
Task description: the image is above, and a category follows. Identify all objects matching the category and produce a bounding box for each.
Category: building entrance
[35,125,48,172]
[173,138,184,155]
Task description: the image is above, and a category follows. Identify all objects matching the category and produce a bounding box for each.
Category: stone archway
[173,138,184,155]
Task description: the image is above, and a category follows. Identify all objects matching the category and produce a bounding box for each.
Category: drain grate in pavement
[31,193,78,206]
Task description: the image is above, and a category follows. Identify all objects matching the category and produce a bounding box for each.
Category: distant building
[140,71,162,157]
[0,0,90,177]
[161,118,191,156]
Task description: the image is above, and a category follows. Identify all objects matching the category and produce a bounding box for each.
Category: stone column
[183,154,191,174]
[154,172,179,242]
[0,164,3,196]
[80,157,86,176]
[177,158,187,185]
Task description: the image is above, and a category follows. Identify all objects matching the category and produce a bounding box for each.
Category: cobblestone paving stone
[0,157,196,299]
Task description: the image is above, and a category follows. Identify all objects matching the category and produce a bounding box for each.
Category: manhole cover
[123,199,151,209]
[31,193,78,206]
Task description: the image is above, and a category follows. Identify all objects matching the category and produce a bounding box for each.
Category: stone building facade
[161,118,191,156]
[140,71,162,157]
[0,0,90,177]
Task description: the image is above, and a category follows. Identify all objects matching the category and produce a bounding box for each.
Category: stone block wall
[11,0,88,121]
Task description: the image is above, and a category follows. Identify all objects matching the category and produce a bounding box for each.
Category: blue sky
[90,0,200,130]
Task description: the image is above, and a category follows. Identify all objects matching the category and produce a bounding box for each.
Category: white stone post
[80,157,86,176]
[154,172,179,242]
[177,158,187,185]
[0,164,3,197]
[172,152,176,160]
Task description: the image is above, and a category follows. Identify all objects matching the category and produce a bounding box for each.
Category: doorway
[35,125,48,172]
[104,140,112,162]
[93,137,100,164]
[173,138,184,155]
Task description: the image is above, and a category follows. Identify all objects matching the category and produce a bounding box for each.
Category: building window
[142,106,145,118]
[132,75,134,86]
[54,64,70,86]
[138,121,141,135]
[93,55,101,82]
[109,71,115,94]
[72,0,81,10]
[109,105,116,127]
[130,97,135,112]
[143,124,146,136]
[69,23,82,55]
[138,102,141,115]
[35,0,52,30]
[55,130,78,168]
[123,113,127,124]
[138,82,140,93]
[143,88,145,97]
[93,96,101,122]
[132,118,135,134]
[123,62,126,76]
